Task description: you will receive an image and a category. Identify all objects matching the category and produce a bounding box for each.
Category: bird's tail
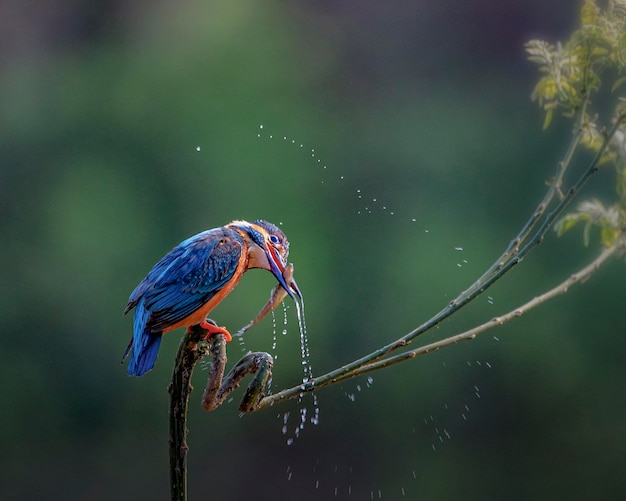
[125,300,162,377]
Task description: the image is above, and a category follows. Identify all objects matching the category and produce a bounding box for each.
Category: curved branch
[256,237,622,409]
[252,114,625,411]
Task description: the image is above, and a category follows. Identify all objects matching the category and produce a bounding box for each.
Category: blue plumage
[124,227,244,376]
[126,299,161,376]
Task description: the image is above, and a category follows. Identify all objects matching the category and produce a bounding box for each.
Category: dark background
[2,1,624,499]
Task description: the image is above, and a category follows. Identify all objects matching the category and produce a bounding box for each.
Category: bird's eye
[269,234,280,244]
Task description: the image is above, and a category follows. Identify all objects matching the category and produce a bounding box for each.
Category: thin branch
[456,92,590,302]
[332,238,622,381]
[253,114,626,411]
[256,237,622,409]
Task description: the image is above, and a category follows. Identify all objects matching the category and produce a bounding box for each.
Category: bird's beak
[265,244,303,300]
[235,262,302,337]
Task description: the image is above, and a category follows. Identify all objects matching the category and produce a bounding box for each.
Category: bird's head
[228,219,302,300]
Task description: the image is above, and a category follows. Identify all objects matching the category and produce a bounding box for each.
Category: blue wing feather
[127,299,161,376]
[124,227,244,376]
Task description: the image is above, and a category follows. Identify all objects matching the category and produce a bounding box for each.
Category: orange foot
[190,319,232,343]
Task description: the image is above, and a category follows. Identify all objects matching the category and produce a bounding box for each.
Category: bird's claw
[188,319,233,343]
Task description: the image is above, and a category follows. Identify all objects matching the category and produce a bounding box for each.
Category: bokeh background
[2,0,625,499]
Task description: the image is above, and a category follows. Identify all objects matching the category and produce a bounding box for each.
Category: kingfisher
[123,220,301,376]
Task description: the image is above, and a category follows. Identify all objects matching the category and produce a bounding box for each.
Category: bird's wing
[126,227,244,332]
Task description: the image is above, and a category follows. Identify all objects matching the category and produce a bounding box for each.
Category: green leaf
[542,108,554,129]
[601,226,621,247]
[581,0,599,26]
[611,76,626,93]
[582,220,593,247]
[555,214,581,236]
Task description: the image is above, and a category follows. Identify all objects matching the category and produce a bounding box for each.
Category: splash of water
[280,293,320,444]
[294,296,320,424]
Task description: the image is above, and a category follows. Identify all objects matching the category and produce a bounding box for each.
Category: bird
[123,219,301,376]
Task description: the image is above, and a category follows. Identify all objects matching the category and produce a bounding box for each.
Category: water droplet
[454,246,464,251]
[196,146,201,151]
[259,124,264,129]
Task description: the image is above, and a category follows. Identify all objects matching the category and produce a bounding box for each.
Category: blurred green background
[2,0,625,499]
